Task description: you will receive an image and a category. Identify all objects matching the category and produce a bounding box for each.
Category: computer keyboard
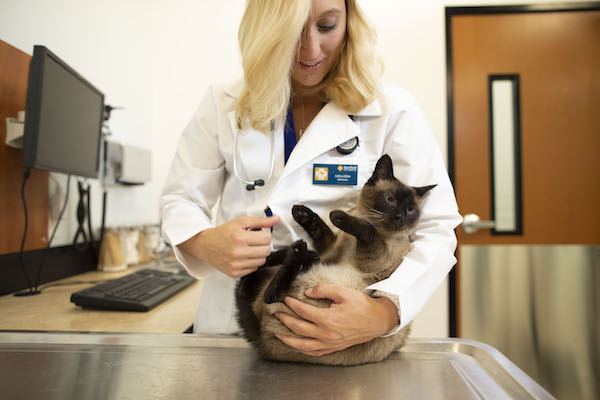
[70,266,196,311]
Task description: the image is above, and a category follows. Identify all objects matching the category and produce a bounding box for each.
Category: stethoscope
[233,120,359,191]
[233,121,276,191]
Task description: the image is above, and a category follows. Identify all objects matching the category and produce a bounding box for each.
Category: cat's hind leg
[235,265,274,342]
[235,247,310,343]
[263,240,319,304]
[234,248,288,304]
[262,248,288,268]
[235,248,288,314]
[292,205,336,254]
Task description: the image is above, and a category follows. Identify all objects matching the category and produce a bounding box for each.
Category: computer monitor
[23,45,104,179]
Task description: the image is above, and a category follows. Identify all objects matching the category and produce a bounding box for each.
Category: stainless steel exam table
[0,331,554,399]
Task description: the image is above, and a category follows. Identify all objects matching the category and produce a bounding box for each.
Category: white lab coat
[160,79,462,335]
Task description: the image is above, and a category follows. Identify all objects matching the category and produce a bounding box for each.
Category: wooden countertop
[0,263,204,334]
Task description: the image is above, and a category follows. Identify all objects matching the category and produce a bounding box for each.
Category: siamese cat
[234,155,436,366]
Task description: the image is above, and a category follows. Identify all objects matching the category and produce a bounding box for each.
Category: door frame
[444,2,600,337]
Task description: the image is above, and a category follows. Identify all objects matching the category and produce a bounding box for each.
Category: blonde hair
[236,0,382,133]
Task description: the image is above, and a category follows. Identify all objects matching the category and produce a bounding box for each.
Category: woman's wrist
[374,296,400,335]
[178,230,209,261]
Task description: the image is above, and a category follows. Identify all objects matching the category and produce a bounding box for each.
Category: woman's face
[291,0,347,91]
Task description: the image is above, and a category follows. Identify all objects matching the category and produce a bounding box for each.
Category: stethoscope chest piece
[336,136,359,155]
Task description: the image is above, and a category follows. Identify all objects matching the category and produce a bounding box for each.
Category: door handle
[462,213,496,234]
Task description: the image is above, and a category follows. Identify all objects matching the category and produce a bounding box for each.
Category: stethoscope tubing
[233,123,358,191]
[233,124,276,190]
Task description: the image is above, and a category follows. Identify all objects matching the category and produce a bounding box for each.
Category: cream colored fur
[252,259,411,366]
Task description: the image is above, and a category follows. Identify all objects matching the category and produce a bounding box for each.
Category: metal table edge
[0,331,554,399]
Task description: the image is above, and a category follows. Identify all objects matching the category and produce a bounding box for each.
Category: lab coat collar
[224,78,382,117]
[226,101,359,184]
[225,78,380,181]
[352,98,381,117]
[224,79,244,99]
[279,101,359,181]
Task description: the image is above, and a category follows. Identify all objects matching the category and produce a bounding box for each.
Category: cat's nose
[395,214,405,222]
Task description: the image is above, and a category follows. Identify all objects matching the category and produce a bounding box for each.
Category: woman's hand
[178,215,280,278]
[274,284,399,356]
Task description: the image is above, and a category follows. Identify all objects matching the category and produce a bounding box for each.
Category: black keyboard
[70,267,196,311]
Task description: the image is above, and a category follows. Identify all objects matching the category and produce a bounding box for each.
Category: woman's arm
[367,93,462,333]
[178,215,279,278]
[161,86,279,279]
[275,88,461,353]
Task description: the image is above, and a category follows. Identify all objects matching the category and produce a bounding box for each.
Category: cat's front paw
[330,210,348,228]
[290,239,308,256]
[292,205,317,226]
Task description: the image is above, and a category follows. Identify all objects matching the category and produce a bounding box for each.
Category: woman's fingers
[239,215,280,231]
[180,215,281,278]
[244,230,273,246]
[238,243,272,259]
[275,311,328,340]
[304,283,349,303]
[283,296,328,326]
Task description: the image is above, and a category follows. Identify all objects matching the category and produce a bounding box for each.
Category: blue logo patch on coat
[312,164,358,186]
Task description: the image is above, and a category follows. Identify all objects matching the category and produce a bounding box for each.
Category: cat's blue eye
[385,195,394,204]
[407,208,416,215]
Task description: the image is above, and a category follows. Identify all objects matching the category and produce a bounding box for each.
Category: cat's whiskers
[360,204,386,224]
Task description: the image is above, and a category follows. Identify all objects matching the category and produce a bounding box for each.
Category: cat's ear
[367,155,394,185]
[413,184,437,197]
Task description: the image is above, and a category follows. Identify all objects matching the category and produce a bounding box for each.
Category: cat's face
[359,155,435,232]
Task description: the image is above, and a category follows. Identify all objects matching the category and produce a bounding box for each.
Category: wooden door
[447,6,600,400]
[451,9,599,246]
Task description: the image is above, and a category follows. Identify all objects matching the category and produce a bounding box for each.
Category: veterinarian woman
[161,0,462,357]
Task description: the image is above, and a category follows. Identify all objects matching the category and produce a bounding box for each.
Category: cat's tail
[234,268,274,343]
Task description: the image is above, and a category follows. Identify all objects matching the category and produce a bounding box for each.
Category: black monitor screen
[23,46,104,179]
